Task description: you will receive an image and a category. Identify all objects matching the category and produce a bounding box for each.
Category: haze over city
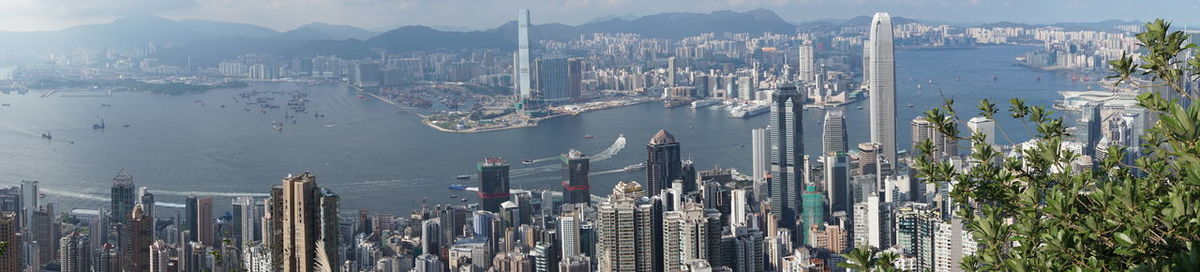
[1,0,1198,32]
[0,1,1198,272]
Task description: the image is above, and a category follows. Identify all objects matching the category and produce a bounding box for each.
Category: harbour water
[0,46,1100,214]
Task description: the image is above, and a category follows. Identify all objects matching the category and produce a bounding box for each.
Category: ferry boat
[623,163,646,172]
[449,184,467,190]
[455,175,471,180]
[728,103,770,119]
[522,159,535,164]
[690,98,722,109]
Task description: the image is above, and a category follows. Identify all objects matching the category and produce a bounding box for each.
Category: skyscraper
[912,116,959,160]
[536,57,570,102]
[800,186,825,246]
[1081,102,1103,159]
[798,41,815,83]
[769,86,804,235]
[966,116,996,148]
[233,196,259,246]
[0,212,20,272]
[823,109,848,154]
[479,158,512,213]
[186,196,199,243]
[20,180,37,231]
[277,172,340,272]
[559,215,580,258]
[596,181,657,272]
[730,189,749,228]
[197,197,214,246]
[823,153,851,217]
[124,203,153,272]
[515,9,533,100]
[645,129,682,196]
[561,150,590,204]
[896,202,939,271]
[868,12,898,164]
[667,56,678,87]
[111,169,136,225]
[751,127,772,184]
[420,219,440,255]
[568,58,583,101]
[60,232,90,272]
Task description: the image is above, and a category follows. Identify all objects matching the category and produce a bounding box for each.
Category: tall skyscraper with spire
[515,9,533,100]
[868,12,897,165]
[770,86,804,235]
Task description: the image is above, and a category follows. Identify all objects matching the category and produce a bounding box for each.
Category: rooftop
[649,129,676,145]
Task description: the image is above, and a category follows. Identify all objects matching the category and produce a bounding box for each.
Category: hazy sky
[1,0,1197,32]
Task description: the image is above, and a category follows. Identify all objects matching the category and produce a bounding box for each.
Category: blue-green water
[0,46,1100,214]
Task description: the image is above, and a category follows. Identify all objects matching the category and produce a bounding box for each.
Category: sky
[0,0,1197,32]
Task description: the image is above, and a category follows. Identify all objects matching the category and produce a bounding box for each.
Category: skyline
[1,0,1199,32]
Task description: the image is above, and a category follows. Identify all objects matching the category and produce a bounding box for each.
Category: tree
[839,246,901,272]
[903,19,1200,271]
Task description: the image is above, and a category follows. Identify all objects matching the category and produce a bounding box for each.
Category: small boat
[220,105,226,109]
[856,106,864,110]
[450,195,458,199]
[907,104,914,107]
[456,175,471,180]
[993,75,998,81]
[100,104,111,107]
[584,135,594,139]
[449,184,467,190]
[623,163,647,172]
[522,159,535,164]
[122,124,131,128]
[0,104,9,107]
[916,84,922,89]
[41,133,52,140]
[461,198,468,202]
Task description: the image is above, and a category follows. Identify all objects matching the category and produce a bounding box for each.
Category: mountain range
[0,10,1140,66]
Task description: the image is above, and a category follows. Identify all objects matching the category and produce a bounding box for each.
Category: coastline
[349,82,658,133]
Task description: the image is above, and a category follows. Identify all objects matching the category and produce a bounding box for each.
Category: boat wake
[41,188,186,208]
[509,135,626,177]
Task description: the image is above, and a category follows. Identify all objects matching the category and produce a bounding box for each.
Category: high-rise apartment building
[125,203,153,272]
[798,41,815,83]
[196,197,214,246]
[966,116,996,148]
[277,172,340,272]
[0,212,18,272]
[60,232,90,272]
[596,181,657,272]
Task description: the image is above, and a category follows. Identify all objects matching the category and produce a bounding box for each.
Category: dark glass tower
[478,158,512,213]
[110,169,136,225]
[770,86,804,236]
[645,129,682,196]
[561,150,590,204]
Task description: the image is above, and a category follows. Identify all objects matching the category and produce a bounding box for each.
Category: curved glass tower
[868,12,897,165]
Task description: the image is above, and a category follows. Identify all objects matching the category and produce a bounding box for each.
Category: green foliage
[899,19,1200,271]
[839,246,902,272]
